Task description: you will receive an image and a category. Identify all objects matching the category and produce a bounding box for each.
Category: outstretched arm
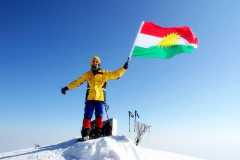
[61,72,89,95]
[105,58,129,80]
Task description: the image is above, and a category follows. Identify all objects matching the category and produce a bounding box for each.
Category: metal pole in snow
[134,110,136,132]
[128,111,131,132]
[104,103,109,120]
[134,110,139,132]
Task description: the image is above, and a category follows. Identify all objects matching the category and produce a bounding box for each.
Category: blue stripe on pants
[84,101,104,119]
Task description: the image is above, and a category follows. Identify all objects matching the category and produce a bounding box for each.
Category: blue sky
[0,0,240,159]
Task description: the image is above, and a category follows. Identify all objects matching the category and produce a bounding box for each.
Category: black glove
[61,86,69,95]
[123,58,130,69]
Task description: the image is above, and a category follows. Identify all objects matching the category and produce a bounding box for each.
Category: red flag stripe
[140,22,198,44]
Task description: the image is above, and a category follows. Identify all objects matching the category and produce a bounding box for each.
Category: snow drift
[0,135,205,160]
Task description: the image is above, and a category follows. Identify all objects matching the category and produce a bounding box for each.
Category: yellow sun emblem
[159,33,180,47]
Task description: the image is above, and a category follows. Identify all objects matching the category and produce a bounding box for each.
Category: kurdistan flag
[131,22,198,59]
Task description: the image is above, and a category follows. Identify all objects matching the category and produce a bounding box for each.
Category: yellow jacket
[67,67,126,101]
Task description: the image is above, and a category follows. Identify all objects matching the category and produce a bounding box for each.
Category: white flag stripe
[134,33,192,48]
[134,33,161,48]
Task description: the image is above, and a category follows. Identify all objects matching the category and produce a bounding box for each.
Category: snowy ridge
[0,135,205,160]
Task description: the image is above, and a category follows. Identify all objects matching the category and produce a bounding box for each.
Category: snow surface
[0,135,205,160]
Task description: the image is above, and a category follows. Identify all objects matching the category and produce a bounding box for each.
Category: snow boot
[94,127,102,139]
[81,128,91,141]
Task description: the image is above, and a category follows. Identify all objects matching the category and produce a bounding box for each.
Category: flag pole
[128,21,144,61]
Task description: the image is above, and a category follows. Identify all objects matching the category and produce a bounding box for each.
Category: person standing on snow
[61,56,129,140]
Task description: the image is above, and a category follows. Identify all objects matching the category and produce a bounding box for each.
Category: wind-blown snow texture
[0,135,205,160]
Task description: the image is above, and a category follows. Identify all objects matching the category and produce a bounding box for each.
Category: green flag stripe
[132,45,194,59]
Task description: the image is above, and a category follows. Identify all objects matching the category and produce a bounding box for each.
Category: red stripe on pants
[96,117,103,128]
[83,118,91,128]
